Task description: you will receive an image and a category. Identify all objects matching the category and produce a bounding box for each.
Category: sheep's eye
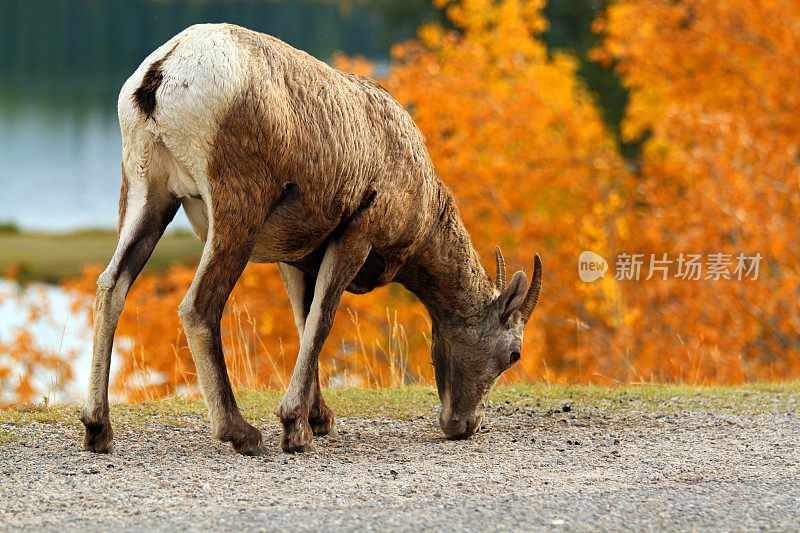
[510,352,521,365]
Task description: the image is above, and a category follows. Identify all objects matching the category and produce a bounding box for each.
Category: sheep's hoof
[309,402,337,437]
[279,411,315,453]
[79,409,114,453]
[283,440,318,453]
[216,419,263,455]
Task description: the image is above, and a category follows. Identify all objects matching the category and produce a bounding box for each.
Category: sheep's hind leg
[178,206,266,455]
[278,263,337,437]
[81,167,179,453]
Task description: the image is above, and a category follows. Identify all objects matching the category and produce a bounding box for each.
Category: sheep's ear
[496,271,527,320]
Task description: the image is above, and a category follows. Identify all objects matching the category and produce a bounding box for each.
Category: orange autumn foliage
[8,0,798,404]
[66,262,430,401]
[385,0,631,383]
[590,0,800,382]
[0,268,76,406]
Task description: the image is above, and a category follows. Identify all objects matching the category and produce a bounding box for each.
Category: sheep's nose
[440,412,484,440]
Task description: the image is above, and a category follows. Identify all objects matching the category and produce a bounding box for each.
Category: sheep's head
[433,249,542,440]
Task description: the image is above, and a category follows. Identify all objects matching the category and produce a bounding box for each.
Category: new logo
[578,251,608,282]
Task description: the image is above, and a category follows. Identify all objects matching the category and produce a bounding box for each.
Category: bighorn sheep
[80,23,542,454]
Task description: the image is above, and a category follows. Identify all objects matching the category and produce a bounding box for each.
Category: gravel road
[2,393,799,531]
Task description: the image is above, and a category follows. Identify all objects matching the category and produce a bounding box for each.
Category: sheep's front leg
[278,263,337,437]
[277,239,370,452]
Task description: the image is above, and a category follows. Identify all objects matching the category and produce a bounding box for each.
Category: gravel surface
[1,396,799,531]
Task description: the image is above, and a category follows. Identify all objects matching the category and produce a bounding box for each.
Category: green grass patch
[237,385,441,420]
[2,383,798,430]
[0,229,202,283]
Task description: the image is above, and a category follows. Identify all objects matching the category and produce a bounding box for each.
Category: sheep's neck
[400,194,495,324]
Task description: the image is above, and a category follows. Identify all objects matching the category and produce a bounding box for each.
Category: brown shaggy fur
[220,26,496,319]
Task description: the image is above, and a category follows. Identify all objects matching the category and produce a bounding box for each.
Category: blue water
[0,105,164,231]
[0,0,401,231]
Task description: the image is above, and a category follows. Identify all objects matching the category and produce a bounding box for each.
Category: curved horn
[494,246,507,291]
[519,253,542,323]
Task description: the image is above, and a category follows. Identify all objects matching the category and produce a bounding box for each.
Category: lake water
[0,0,406,231]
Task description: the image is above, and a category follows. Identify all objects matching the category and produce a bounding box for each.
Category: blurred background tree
[591,0,800,382]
